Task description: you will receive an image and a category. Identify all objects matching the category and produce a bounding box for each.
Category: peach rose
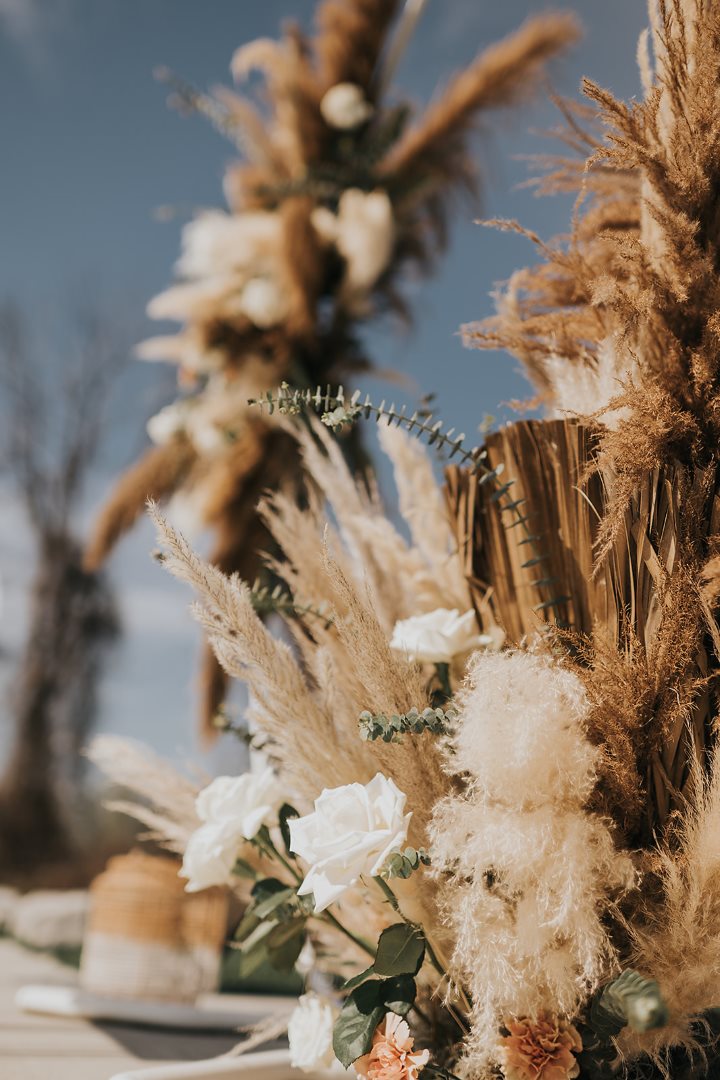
[497,1014,582,1080]
[355,1013,430,1080]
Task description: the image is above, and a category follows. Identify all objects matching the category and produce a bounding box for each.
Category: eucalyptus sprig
[249,578,333,628]
[249,384,571,622]
[359,706,455,743]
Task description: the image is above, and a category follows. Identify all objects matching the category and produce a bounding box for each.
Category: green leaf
[232,856,258,880]
[342,965,376,992]
[333,981,385,1068]
[233,908,261,943]
[252,886,296,920]
[279,804,300,857]
[231,922,276,977]
[374,924,425,977]
[267,918,306,972]
[251,877,288,903]
[381,974,417,1016]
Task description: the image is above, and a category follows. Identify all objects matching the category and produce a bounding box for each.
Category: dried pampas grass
[430,651,634,1074]
[86,735,200,854]
[623,745,720,1065]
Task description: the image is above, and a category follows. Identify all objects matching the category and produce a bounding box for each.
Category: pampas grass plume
[451,650,599,805]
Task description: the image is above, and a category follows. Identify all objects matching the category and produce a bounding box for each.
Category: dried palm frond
[446,417,720,845]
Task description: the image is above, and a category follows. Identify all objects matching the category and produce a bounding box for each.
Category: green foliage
[579,970,669,1080]
[333,976,417,1068]
[249,578,332,628]
[232,876,309,975]
[250,384,490,475]
[373,924,426,977]
[359,706,455,742]
[382,847,432,880]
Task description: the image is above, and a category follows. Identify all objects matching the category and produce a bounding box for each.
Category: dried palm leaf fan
[446,422,719,845]
[453,0,720,849]
[85,0,578,735]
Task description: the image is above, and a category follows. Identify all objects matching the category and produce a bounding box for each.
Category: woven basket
[80,850,229,1003]
[445,418,720,838]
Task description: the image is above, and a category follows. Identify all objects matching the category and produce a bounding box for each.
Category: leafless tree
[0,303,122,876]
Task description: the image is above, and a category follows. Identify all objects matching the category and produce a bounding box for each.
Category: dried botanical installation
[84,0,577,730]
[91,1,720,1078]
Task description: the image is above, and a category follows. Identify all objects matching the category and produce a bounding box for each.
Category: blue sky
[0,0,648,770]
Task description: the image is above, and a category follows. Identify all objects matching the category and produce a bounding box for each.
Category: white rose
[196,768,284,839]
[288,993,339,1073]
[389,608,488,665]
[146,401,189,445]
[289,774,411,913]
[180,768,284,893]
[238,277,289,328]
[180,820,241,892]
[320,82,373,130]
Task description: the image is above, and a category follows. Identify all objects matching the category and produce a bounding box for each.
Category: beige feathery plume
[380,14,580,195]
[84,439,196,571]
[623,744,720,1064]
[87,735,200,855]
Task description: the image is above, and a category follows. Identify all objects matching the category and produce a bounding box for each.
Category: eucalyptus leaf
[374,923,425,977]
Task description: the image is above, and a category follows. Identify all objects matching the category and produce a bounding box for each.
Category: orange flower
[497,1015,582,1080]
[355,1013,430,1080]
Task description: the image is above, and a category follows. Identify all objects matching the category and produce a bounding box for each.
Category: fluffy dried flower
[320,82,373,129]
[355,1013,430,1080]
[146,401,189,446]
[497,1015,582,1080]
[238,276,289,328]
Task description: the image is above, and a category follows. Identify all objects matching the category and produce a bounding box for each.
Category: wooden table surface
[0,939,250,1080]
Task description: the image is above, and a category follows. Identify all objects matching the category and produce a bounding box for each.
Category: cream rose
[288,993,339,1073]
[320,82,373,129]
[389,608,494,664]
[180,767,284,892]
[180,820,241,892]
[289,773,411,913]
[195,768,284,839]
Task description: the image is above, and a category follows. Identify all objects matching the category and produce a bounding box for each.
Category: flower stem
[256,832,303,884]
[255,832,375,958]
[434,663,452,703]
[322,909,376,959]
[373,877,470,1035]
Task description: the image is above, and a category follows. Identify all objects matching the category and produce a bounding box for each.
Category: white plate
[16,984,296,1030]
[109,1049,306,1080]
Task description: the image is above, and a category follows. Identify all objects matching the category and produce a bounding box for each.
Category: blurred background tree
[0,304,122,882]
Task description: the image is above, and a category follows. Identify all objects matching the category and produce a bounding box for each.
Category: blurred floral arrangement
[84,0,577,729]
[90,0,720,1077]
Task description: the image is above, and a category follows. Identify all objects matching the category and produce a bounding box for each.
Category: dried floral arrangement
[90,1,720,1078]
[84,0,577,730]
